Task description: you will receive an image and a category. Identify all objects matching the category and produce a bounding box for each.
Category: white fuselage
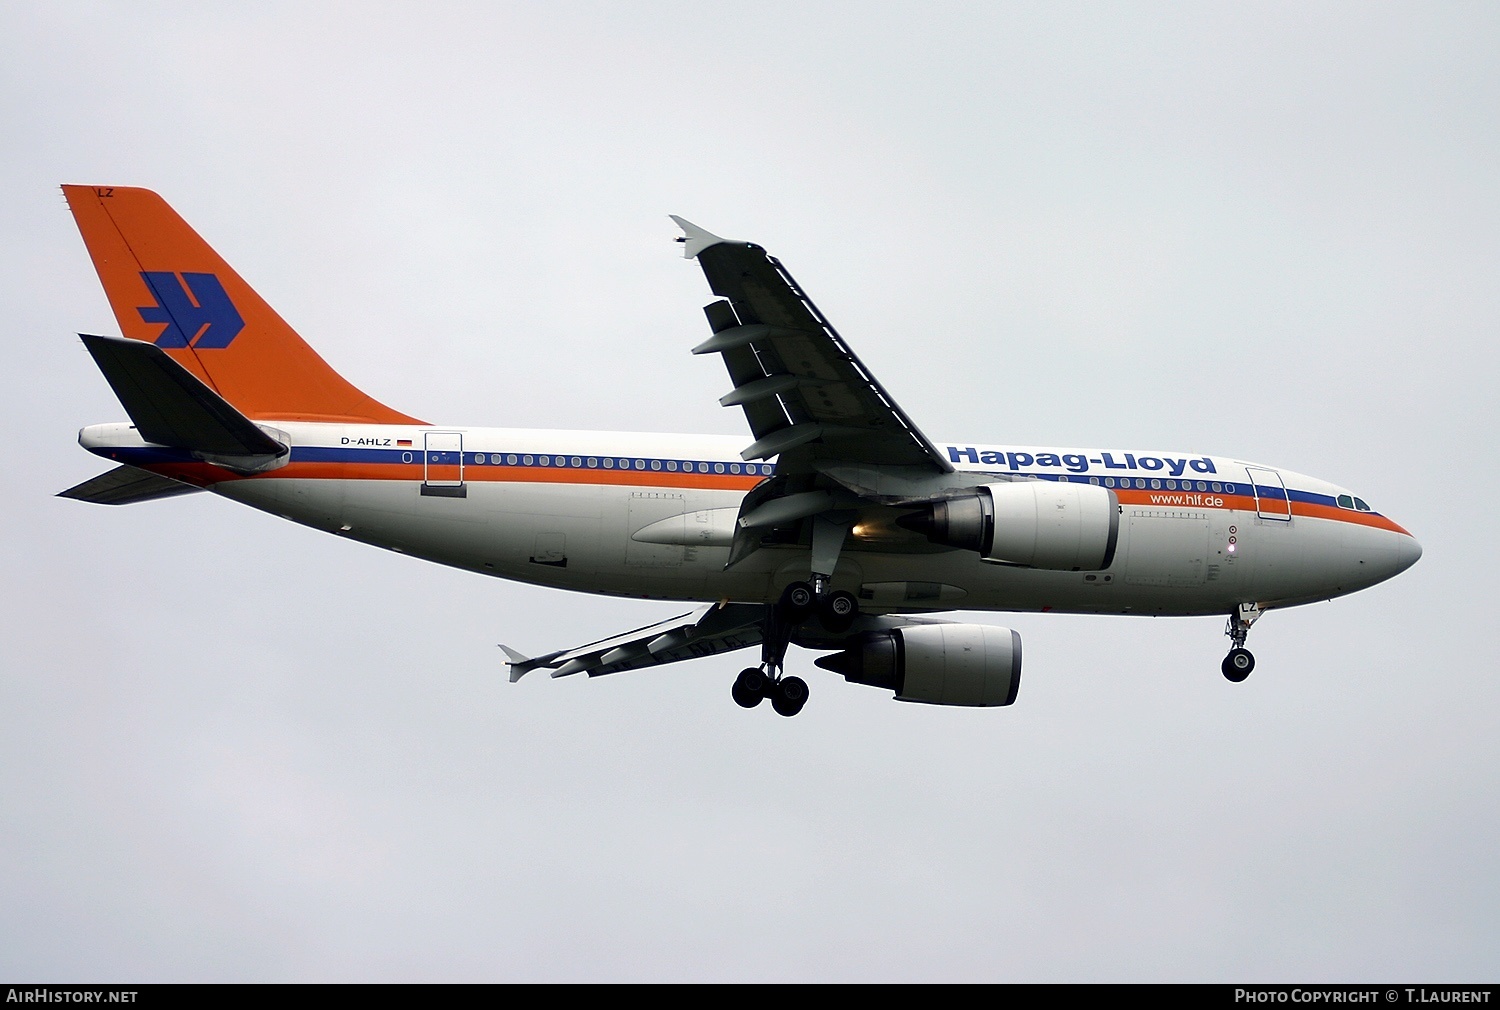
[83,421,1422,618]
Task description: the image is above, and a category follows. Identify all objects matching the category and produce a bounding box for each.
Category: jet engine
[814,624,1021,707]
[897,481,1119,570]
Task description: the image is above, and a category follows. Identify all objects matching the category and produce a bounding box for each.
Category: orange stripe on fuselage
[146,460,765,493]
[137,460,1413,535]
[1113,488,1411,535]
[1114,489,1258,511]
[1285,500,1411,535]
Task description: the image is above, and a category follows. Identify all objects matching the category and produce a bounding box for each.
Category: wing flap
[503,604,767,681]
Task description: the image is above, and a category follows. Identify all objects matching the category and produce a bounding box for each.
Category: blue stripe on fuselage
[87,443,1359,514]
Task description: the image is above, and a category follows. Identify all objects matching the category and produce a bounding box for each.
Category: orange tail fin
[63,185,422,425]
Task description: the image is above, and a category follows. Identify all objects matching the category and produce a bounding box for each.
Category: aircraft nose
[1396,533,1422,574]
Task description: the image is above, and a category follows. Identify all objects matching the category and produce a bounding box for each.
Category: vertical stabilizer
[63,185,422,424]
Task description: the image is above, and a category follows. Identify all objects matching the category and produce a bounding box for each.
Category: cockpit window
[1353,497,1371,512]
[1337,494,1373,513]
[1337,494,1354,509]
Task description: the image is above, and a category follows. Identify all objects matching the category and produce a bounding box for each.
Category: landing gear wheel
[1222,648,1255,683]
[818,590,859,633]
[732,667,768,708]
[778,581,815,623]
[771,675,809,717]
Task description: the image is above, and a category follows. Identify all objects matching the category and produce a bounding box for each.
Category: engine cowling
[814,624,1021,707]
[897,481,1119,571]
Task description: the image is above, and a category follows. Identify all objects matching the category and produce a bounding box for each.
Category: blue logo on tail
[137,272,245,349]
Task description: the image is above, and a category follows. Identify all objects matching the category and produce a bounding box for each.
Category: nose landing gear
[1222,602,1262,682]
[1222,648,1255,682]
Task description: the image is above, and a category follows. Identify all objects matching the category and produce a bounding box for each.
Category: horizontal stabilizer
[80,334,286,458]
[57,465,203,505]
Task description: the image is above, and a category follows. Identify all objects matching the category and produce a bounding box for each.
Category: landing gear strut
[729,513,864,717]
[729,576,858,717]
[729,582,812,717]
[1222,602,1261,682]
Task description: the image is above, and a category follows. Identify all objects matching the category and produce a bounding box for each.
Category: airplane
[57,185,1422,717]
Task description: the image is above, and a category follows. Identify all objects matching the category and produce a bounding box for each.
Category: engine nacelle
[897,481,1119,570]
[814,624,1022,707]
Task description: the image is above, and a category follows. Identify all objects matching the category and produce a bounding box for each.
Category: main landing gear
[731,578,860,717]
[1222,602,1262,683]
[733,667,809,717]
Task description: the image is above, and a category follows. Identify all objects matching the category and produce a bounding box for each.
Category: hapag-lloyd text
[947,445,1218,477]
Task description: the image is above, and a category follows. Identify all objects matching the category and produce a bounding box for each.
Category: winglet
[499,644,533,682]
[501,643,572,683]
[670,216,729,259]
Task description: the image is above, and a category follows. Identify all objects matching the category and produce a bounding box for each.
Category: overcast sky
[2,2,1495,982]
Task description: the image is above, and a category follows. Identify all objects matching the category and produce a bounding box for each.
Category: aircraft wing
[672,217,952,474]
[502,602,766,682]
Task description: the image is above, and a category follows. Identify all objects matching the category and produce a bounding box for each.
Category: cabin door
[1244,466,1290,521]
[422,431,466,497]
